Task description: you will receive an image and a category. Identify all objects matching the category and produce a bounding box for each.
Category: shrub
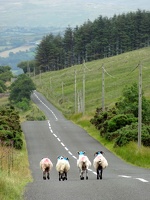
[16,98,30,111]
[114,128,137,147]
[0,130,13,140]
[13,137,23,149]
[90,107,117,136]
[0,80,7,92]
[107,114,137,132]
[0,86,4,93]
[0,105,23,149]
[114,123,150,147]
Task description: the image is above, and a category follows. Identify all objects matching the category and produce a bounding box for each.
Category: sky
[0,0,150,27]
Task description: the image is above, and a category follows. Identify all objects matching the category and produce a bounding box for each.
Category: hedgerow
[0,105,23,149]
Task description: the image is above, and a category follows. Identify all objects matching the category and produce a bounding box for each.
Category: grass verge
[0,135,32,200]
[71,114,150,169]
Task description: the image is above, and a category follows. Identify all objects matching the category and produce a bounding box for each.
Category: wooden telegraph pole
[74,69,77,113]
[138,62,142,148]
[82,60,85,115]
[102,64,105,111]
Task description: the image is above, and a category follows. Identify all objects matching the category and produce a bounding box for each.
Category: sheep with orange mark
[40,157,53,180]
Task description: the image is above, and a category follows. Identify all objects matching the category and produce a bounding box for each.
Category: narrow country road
[22,91,150,200]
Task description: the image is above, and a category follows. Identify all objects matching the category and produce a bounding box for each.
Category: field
[33,47,150,118]
[0,45,35,58]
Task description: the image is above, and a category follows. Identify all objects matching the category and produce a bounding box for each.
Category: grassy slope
[33,47,150,168]
[34,47,150,117]
[0,139,32,200]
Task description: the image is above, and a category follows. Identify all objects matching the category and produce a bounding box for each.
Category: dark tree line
[19,10,150,73]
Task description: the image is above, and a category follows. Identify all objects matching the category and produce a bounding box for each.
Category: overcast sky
[0,0,150,27]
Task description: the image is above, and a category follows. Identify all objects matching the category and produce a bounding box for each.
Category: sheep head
[77,151,86,155]
[94,151,104,156]
[57,156,64,160]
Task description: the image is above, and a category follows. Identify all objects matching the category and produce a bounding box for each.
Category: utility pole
[102,64,105,111]
[34,67,35,78]
[82,60,85,115]
[74,69,77,113]
[49,77,51,90]
[138,62,142,148]
[40,70,41,83]
[62,81,64,103]
[27,61,30,77]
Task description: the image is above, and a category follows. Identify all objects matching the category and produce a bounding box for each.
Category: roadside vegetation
[0,96,45,200]
[0,97,31,200]
[0,69,45,200]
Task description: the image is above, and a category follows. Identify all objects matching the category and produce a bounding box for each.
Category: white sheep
[56,156,70,181]
[77,151,91,180]
[93,151,108,180]
[40,157,53,180]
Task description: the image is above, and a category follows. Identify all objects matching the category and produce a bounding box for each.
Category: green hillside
[34,47,150,118]
[33,47,150,168]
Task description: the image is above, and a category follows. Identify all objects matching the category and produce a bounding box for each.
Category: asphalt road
[22,91,150,200]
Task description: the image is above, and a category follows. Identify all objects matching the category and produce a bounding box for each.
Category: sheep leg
[80,169,84,180]
[59,172,61,181]
[43,171,46,180]
[96,168,99,179]
[65,172,67,180]
[100,168,103,179]
[62,172,65,181]
[86,168,88,180]
[97,166,103,179]
[47,172,50,179]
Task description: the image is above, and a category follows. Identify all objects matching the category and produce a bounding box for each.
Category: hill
[0,0,150,73]
[33,47,150,118]
[33,47,150,168]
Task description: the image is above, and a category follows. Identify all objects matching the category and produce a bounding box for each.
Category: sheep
[77,151,91,180]
[93,151,108,180]
[56,156,70,181]
[40,157,53,180]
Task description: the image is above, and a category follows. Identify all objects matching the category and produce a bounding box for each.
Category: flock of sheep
[40,151,108,181]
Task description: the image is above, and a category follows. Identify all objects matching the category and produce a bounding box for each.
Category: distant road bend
[22,90,150,200]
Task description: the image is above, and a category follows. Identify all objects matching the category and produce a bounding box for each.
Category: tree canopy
[0,65,13,83]
[31,10,150,73]
[9,74,36,103]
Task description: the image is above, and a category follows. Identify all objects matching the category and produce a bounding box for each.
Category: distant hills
[0,0,150,28]
[0,0,150,73]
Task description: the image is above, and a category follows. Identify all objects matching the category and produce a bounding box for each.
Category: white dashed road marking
[135,178,149,183]
[34,92,149,183]
[119,175,149,183]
